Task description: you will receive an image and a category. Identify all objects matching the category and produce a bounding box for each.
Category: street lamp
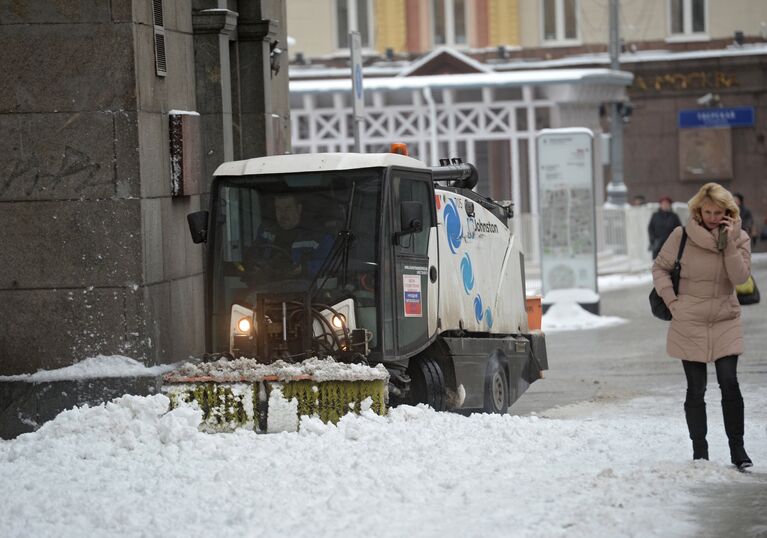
[606,0,628,205]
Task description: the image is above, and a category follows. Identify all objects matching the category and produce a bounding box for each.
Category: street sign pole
[350,31,364,153]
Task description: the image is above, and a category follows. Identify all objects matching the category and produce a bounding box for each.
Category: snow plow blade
[162,357,388,433]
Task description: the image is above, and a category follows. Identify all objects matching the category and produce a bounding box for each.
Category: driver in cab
[243,194,331,284]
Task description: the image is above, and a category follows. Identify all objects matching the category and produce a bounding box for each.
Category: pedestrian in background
[733,192,756,247]
[648,196,682,259]
[652,182,753,469]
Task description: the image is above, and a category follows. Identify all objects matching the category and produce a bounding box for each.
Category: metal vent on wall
[153,0,166,77]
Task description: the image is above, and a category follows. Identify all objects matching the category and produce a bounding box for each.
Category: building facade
[287,0,767,230]
[0,0,290,375]
[288,0,767,61]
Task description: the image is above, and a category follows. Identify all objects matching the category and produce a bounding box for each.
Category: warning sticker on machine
[403,274,422,317]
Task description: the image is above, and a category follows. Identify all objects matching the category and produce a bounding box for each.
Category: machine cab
[193,153,438,367]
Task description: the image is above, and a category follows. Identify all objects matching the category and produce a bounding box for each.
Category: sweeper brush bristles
[282,379,386,424]
[165,378,387,433]
[167,383,255,432]
[163,357,390,433]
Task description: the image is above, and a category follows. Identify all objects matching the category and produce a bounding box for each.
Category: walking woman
[652,183,753,469]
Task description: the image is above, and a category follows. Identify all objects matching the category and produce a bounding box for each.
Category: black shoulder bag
[649,228,687,320]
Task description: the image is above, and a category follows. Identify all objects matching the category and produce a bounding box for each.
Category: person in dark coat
[648,196,682,259]
[734,193,755,246]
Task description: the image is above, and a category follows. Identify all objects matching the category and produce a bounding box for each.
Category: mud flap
[441,335,545,410]
[521,331,547,384]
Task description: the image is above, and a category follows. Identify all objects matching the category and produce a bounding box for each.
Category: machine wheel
[407,356,446,411]
[483,357,509,414]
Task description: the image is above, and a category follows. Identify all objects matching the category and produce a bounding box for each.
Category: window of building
[152,0,166,76]
[336,0,374,49]
[669,0,706,36]
[542,0,578,44]
[433,0,468,46]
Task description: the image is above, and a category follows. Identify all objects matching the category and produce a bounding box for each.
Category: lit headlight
[237,317,252,333]
[332,314,346,329]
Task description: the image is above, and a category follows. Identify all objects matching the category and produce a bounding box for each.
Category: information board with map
[536,129,598,300]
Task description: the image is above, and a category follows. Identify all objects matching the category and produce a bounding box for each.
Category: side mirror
[187,211,209,244]
[394,201,423,244]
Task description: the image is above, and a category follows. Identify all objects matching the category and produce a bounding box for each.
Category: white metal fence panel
[517,203,690,277]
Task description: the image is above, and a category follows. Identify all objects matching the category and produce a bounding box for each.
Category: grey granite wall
[0,2,146,374]
[0,0,289,376]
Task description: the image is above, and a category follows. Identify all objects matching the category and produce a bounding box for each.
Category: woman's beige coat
[652,218,751,363]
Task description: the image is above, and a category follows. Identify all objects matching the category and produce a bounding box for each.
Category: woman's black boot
[722,397,753,469]
[685,402,708,460]
[729,444,753,470]
[692,440,709,461]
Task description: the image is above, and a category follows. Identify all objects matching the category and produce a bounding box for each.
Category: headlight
[237,317,252,333]
[331,314,346,329]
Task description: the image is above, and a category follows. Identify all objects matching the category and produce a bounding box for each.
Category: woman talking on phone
[652,183,753,469]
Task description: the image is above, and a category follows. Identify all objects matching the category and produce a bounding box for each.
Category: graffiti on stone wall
[1,146,102,197]
[631,71,739,92]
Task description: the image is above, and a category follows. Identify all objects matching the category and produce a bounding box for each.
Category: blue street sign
[678,107,755,128]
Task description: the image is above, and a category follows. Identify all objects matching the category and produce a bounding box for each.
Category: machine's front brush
[163,357,388,433]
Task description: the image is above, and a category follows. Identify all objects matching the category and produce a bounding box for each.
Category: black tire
[407,356,446,411]
[483,357,509,414]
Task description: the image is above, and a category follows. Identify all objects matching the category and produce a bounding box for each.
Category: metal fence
[516,202,689,277]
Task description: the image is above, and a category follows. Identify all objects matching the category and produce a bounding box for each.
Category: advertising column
[536,128,599,314]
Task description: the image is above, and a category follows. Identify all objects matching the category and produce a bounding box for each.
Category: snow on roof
[397,46,493,77]
[214,152,428,177]
[290,64,403,79]
[495,43,767,71]
[538,127,595,137]
[290,68,633,94]
[289,44,767,81]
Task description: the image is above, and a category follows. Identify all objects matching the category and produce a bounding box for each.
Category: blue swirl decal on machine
[443,199,462,254]
[474,295,484,322]
[460,253,474,294]
[484,308,493,329]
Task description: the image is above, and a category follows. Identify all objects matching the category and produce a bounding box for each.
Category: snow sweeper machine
[164,149,547,432]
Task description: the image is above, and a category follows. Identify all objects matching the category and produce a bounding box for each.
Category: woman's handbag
[736,275,760,305]
[649,228,687,320]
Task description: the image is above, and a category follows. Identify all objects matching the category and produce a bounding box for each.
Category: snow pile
[0,355,178,382]
[266,386,300,433]
[1,386,764,537]
[542,302,627,332]
[597,271,654,291]
[166,356,389,383]
[526,271,654,297]
[5,394,200,458]
[542,287,600,305]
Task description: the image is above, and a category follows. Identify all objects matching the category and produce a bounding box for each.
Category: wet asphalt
[509,255,767,537]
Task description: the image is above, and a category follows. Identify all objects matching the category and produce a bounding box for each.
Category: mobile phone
[717,222,728,250]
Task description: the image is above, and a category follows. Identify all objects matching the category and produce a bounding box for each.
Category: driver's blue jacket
[253,225,334,277]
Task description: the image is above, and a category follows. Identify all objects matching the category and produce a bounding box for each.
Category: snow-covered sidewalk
[2,384,764,538]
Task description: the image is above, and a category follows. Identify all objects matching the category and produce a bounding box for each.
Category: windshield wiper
[308,182,356,299]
